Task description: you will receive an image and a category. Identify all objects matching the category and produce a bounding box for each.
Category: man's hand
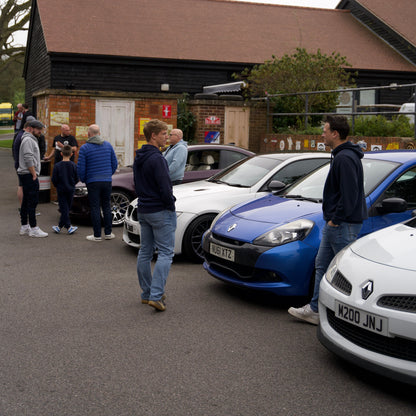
[328,220,339,227]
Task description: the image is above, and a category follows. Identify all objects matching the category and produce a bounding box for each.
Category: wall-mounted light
[161,83,170,91]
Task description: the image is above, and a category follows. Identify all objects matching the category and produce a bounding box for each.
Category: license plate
[125,222,139,234]
[126,223,134,232]
[335,301,388,336]
[210,243,235,262]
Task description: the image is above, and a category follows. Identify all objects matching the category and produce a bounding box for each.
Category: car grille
[205,254,282,283]
[330,271,352,296]
[378,296,416,313]
[212,233,246,246]
[326,308,416,362]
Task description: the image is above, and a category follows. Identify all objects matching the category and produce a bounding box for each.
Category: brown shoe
[142,294,166,305]
[148,299,166,311]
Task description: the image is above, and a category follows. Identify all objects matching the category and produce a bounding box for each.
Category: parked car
[70,144,254,226]
[318,216,416,386]
[123,153,331,261]
[202,151,416,296]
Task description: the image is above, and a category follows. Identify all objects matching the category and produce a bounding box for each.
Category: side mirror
[268,180,286,193]
[378,197,408,214]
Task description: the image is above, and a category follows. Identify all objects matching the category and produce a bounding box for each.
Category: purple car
[70,144,254,226]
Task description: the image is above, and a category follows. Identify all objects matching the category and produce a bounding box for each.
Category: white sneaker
[19,225,30,235]
[105,233,115,240]
[288,304,319,325]
[29,226,48,238]
[86,235,102,242]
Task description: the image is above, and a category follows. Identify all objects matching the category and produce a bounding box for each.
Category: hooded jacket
[17,131,41,176]
[77,136,118,184]
[322,141,368,225]
[163,139,188,182]
[133,144,175,213]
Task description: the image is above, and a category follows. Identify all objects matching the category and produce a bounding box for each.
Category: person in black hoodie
[288,115,367,325]
[133,119,176,312]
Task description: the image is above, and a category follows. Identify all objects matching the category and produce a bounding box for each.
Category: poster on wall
[162,105,171,118]
[76,126,88,141]
[139,118,151,135]
[205,131,220,143]
[50,112,69,126]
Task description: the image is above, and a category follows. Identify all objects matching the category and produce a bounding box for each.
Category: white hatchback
[123,152,330,261]
[318,216,416,386]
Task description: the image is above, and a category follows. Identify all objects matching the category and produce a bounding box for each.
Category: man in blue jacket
[77,124,118,241]
[134,119,176,311]
[288,115,367,325]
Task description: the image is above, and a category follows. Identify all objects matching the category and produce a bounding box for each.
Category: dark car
[70,144,254,226]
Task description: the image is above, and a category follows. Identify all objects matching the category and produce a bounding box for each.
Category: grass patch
[0,129,14,135]
[0,140,13,148]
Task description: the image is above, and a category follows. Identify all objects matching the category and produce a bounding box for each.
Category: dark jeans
[57,190,74,229]
[20,174,39,228]
[87,181,112,237]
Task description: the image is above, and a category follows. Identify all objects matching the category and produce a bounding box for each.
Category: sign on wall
[162,105,171,118]
[205,116,221,125]
[205,131,220,143]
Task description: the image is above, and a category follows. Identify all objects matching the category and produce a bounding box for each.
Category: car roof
[363,150,416,163]
[254,152,330,161]
[187,144,254,155]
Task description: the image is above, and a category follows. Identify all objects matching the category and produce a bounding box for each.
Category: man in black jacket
[288,115,367,325]
[133,119,176,311]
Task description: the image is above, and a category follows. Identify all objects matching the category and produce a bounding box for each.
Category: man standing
[77,124,118,241]
[44,124,78,163]
[163,128,187,185]
[17,119,48,237]
[134,119,176,311]
[288,115,367,325]
[13,103,24,133]
[20,104,34,130]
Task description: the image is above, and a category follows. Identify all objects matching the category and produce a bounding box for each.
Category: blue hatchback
[202,151,416,297]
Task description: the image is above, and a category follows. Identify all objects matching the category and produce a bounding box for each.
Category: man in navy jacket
[133,119,176,312]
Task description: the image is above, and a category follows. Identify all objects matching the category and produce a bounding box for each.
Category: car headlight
[253,219,314,247]
[325,246,348,284]
[74,186,88,196]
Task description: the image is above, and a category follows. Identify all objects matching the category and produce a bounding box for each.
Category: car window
[267,158,329,187]
[218,150,249,169]
[213,156,284,187]
[185,150,219,171]
[382,167,416,208]
[284,159,400,199]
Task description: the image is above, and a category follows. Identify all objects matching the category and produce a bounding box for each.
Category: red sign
[162,105,171,118]
[205,116,221,125]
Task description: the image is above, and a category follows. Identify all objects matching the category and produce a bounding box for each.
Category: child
[51,144,78,234]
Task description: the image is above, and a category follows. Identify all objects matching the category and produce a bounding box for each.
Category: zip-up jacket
[17,132,41,176]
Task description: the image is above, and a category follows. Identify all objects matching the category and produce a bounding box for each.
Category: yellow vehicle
[0,102,14,125]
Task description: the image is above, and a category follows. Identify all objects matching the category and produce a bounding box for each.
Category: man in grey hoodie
[17,120,48,237]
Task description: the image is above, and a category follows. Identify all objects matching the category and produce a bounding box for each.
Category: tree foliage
[0,0,31,74]
[237,48,355,130]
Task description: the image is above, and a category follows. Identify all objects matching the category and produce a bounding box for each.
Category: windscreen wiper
[285,194,322,203]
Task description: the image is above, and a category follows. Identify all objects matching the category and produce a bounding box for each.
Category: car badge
[227,223,237,233]
[361,280,374,300]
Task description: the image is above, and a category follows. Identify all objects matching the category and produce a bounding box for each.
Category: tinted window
[382,167,416,208]
[218,150,249,169]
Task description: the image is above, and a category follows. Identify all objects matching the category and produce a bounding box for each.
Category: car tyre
[108,190,131,226]
[182,214,217,263]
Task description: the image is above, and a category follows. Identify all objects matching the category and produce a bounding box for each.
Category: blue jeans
[136,210,176,301]
[87,181,112,237]
[57,190,74,229]
[20,174,39,228]
[310,222,362,312]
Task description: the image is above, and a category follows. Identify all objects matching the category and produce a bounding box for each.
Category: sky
[12,0,340,47]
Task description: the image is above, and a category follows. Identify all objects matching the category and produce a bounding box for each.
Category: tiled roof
[37,0,415,71]
[357,0,416,46]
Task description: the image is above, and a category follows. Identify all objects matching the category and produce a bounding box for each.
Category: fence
[257,83,416,138]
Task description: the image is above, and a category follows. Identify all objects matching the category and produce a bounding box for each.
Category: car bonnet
[350,222,416,271]
[212,195,322,242]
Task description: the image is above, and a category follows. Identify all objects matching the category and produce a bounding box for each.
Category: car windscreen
[283,159,400,200]
[208,156,284,188]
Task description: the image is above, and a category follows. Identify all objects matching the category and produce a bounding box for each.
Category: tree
[0,0,31,74]
[237,48,355,130]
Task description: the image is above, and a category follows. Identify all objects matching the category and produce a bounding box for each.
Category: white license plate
[125,222,139,234]
[210,243,235,262]
[335,301,388,336]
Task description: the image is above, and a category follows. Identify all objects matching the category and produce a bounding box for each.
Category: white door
[95,100,135,166]
[224,107,250,149]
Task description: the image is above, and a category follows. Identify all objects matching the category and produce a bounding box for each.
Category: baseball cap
[29,120,45,129]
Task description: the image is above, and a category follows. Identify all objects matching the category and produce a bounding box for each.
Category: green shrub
[353,115,414,137]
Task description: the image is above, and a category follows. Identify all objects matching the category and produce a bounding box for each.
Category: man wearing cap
[17,119,48,237]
